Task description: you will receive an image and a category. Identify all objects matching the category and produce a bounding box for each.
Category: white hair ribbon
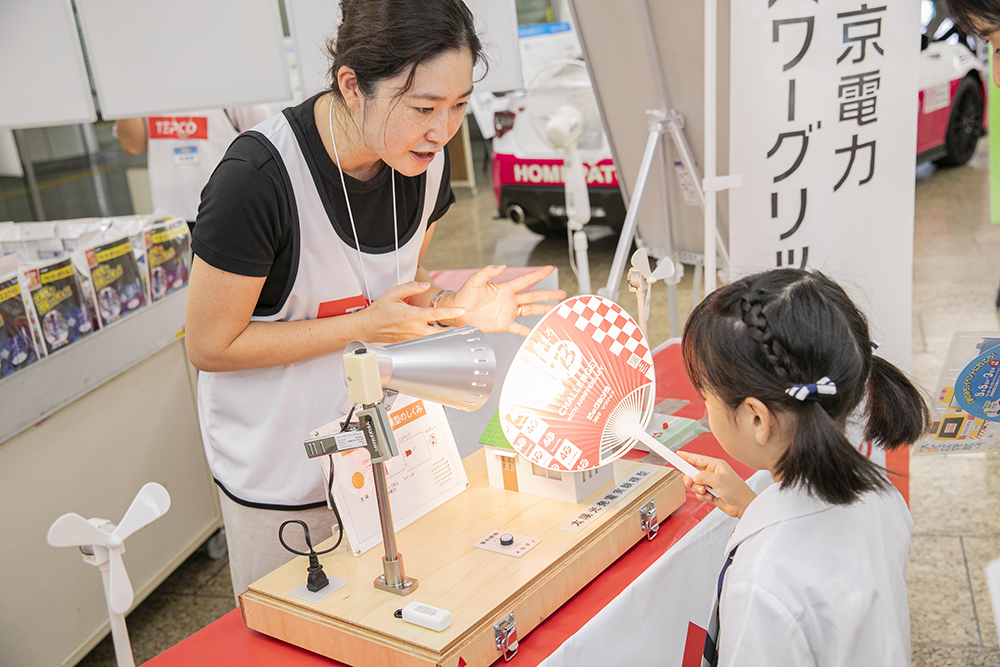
[785,376,837,401]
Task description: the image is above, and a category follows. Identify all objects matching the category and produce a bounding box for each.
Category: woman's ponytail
[865,355,930,450]
[780,401,888,505]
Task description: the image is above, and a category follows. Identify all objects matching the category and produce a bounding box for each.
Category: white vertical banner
[729,1,920,371]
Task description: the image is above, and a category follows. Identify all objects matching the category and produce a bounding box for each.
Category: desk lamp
[304,326,496,595]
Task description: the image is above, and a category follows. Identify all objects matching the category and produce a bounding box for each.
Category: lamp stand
[369,457,417,595]
[349,369,418,595]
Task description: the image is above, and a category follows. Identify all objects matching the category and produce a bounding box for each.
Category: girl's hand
[361,281,466,344]
[445,265,567,336]
[675,451,757,519]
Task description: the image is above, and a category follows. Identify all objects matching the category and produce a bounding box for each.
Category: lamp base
[374,574,418,596]
[373,553,418,596]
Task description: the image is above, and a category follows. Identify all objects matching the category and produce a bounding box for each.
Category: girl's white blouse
[717,479,912,667]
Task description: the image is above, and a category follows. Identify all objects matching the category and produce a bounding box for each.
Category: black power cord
[278,519,340,592]
[276,407,359,592]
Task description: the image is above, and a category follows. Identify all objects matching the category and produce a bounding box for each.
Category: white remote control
[398,601,453,632]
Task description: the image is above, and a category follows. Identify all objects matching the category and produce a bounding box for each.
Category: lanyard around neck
[326,96,402,300]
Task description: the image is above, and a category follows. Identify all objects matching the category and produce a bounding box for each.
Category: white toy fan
[525,59,603,295]
[47,483,171,667]
[628,248,676,337]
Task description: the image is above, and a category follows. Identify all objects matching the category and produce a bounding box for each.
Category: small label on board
[474,531,539,557]
[559,466,657,534]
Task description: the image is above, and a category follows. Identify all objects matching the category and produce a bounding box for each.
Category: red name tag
[317,295,368,319]
[148,117,208,140]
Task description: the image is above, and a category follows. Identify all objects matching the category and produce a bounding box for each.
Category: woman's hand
[675,451,757,519]
[361,281,466,344]
[443,265,567,336]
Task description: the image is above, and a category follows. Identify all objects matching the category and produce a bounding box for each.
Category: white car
[917,34,987,166]
[490,65,625,239]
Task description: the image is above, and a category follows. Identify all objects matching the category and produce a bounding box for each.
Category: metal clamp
[494,612,518,661]
[640,501,658,541]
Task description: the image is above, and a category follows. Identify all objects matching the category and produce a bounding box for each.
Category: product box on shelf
[77,230,147,326]
[0,255,40,378]
[21,257,96,355]
[144,217,191,301]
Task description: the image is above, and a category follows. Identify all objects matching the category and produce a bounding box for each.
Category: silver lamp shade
[344,326,496,411]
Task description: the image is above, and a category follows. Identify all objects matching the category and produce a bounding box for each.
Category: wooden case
[240,450,685,666]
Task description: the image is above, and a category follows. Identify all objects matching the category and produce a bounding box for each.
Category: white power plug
[397,601,453,632]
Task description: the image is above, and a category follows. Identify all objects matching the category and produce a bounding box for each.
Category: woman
[185,0,565,597]
[949,0,1000,83]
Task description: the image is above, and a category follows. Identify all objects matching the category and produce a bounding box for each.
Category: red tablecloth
[145,341,907,666]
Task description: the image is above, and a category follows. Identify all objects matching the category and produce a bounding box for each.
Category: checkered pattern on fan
[557,296,653,379]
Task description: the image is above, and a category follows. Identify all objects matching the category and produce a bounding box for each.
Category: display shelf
[0,285,219,666]
[0,287,186,447]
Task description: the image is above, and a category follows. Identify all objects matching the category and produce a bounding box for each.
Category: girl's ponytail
[865,355,929,450]
[781,401,888,505]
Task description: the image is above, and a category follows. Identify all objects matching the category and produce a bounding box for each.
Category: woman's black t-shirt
[191,93,455,313]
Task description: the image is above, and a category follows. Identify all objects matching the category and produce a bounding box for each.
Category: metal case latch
[640,500,658,541]
[494,612,518,661]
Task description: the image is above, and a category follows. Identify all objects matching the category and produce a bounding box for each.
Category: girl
[185,0,565,598]
[674,268,928,667]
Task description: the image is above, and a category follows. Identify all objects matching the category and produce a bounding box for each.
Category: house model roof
[479,411,515,451]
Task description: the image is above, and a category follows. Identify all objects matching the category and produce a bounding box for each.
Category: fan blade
[651,257,676,282]
[47,513,110,548]
[113,483,171,542]
[107,547,135,615]
[629,248,653,281]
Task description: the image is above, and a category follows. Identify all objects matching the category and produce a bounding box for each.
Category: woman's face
[969,18,1000,88]
[355,48,474,177]
[985,30,1000,89]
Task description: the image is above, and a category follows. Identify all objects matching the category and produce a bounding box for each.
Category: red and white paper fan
[499,295,656,472]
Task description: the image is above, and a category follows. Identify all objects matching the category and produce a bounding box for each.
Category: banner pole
[703,0,718,295]
[990,56,1000,223]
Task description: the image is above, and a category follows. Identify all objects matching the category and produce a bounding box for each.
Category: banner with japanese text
[729,0,920,373]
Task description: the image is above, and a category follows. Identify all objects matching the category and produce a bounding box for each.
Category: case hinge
[640,500,658,541]
[494,612,518,661]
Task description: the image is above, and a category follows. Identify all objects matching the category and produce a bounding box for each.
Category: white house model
[483,439,614,504]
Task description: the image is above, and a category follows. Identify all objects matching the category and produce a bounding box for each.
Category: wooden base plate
[240,450,684,667]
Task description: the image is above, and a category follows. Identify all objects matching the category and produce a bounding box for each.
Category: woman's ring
[517,304,523,318]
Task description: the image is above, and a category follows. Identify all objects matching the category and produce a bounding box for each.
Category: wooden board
[241,449,684,666]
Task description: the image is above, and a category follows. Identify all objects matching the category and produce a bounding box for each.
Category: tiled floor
[908,143,1000,666]
[20,133,1000,665]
